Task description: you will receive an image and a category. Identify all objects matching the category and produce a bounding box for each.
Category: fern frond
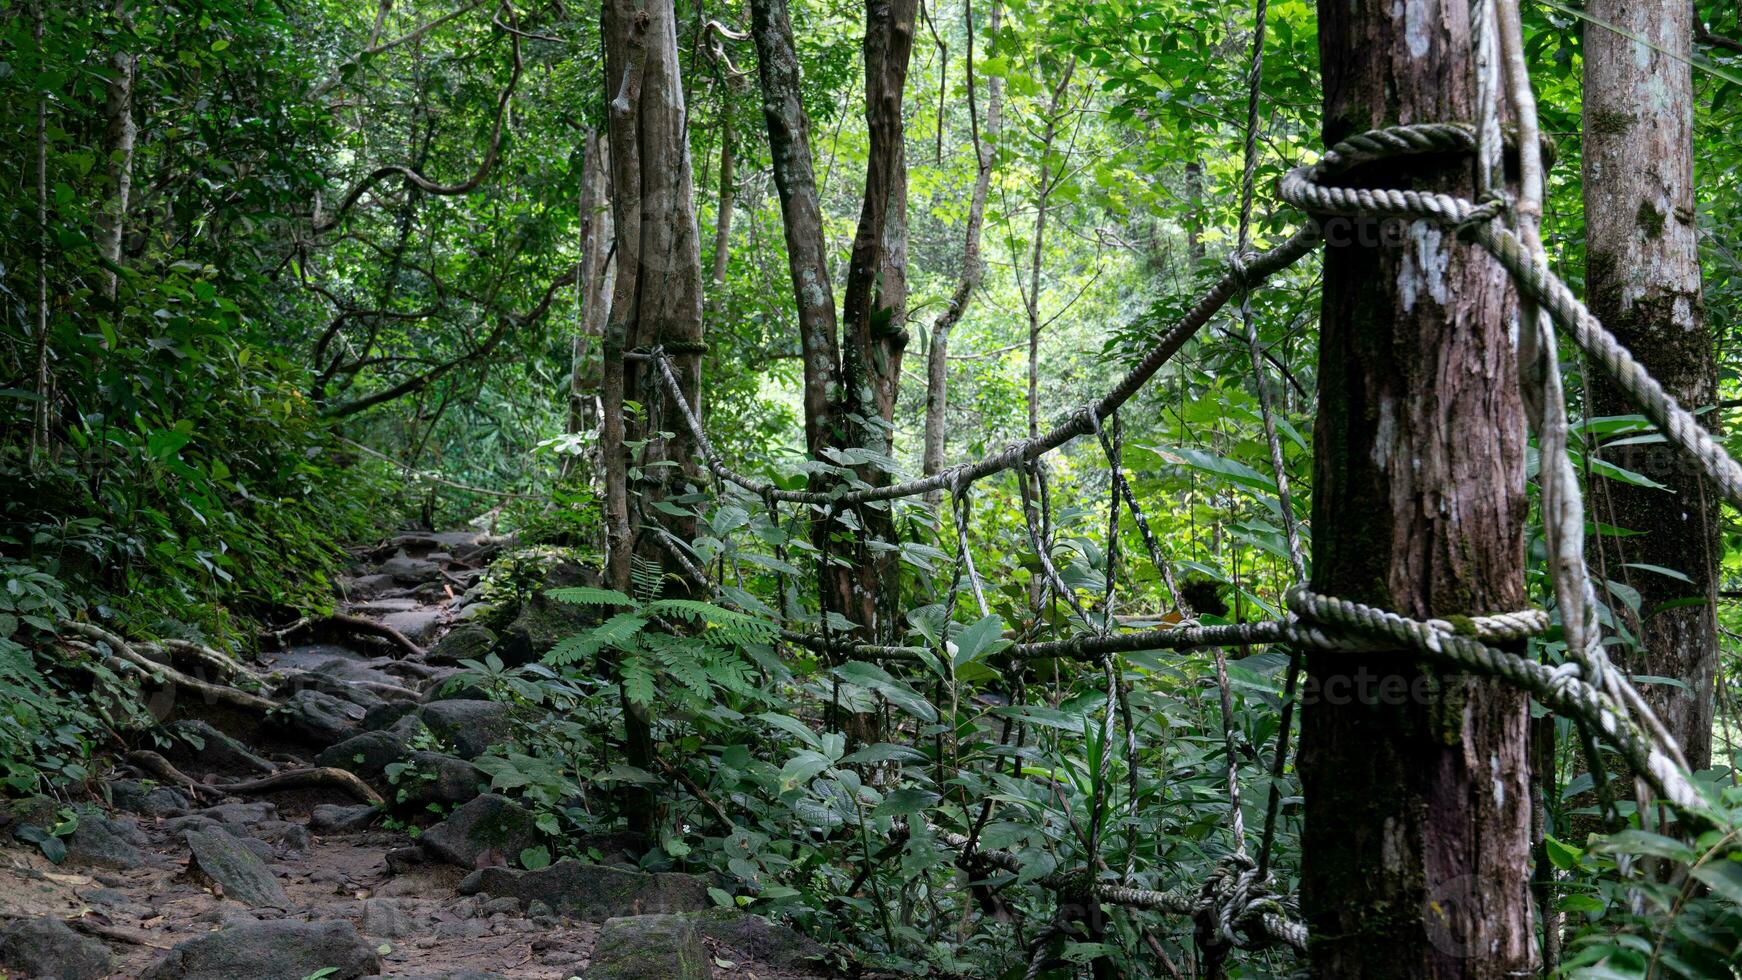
[645,599,779,645]
[630,555,664,604]
[547,586,631,606]
[544,633,602,666]
[621,657,657,706]
[591,612,650,651]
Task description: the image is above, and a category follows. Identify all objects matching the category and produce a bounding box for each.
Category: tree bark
[710,131,735,297]
[749,0,840,452]
[1299,1,1533,975]
[601,0,706,828]
[752,0,916,652]
[30,0,50,464]
[562,129,614,485]
[921,0,1001,509]
[96,0,135,305]
[1582,0,1715,771]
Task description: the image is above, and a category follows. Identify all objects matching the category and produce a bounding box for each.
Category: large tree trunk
[1299,1,1533,974]
[921,0,1001,508]
[601,0,706,828]
[752,0,916,657]
[1582,0,1715,771]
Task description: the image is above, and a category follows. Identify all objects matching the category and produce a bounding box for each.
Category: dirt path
[0,531,834,980]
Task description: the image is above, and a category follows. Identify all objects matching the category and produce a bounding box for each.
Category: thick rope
[1280,122,1710,775]
[638,228,1319,506]
[1282,587,1707,817]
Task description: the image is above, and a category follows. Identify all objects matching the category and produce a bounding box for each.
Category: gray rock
[390,700,509,760]
[381,555,443,584]
[141,919,381,980]
[317,730,407,778]
[0,917,113,980]
[343,573,400,599]
[501,595,594,667]
[110,778,192,817]
[460,860,710,921]
[381,608,444,646]
[349,597,423,616]
[66,812,152,870]
[384,846,426,875]
[363,700,419,732]
[166,719,275,774]
[423,623,498,667]
[269,688,366,745]
[182,829,289,908]
[379,973,508,980]
[685,908,830,969]
[419,794,539,868]
[585,914,712,980]
[397,751,488,808]
[360,897,418,938]
[310,804,378,834]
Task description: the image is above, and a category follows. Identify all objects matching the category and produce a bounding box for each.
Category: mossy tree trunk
[1582,0,1716,772]
[1299,0,1534,973]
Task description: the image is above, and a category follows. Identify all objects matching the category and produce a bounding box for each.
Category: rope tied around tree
[1281,585,1709,817]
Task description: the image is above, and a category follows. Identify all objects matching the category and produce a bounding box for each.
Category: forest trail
[0,532,834,980]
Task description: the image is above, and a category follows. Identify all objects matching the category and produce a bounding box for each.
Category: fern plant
[545,570,778,709]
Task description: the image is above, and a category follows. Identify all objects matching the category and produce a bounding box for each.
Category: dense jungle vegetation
[5,0,1742,976]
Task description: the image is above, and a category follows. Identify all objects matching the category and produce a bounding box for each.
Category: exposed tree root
[124,750,219,800]
[62,622,277,714]
[220,767,384,805]
[263,614,427,659]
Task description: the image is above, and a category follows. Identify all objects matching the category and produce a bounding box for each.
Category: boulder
[0,917,113,980]
[584,914,712,980]
[182,829,289,908]
[343,572,400,599]
[166,719,275,774]
[381,555,443,585]
[141,919,380,980]
[310,804,378,834]
[398,751,488,807]
[363,700,419,732]
[418,794,539,868]
[685,908,830,969]
[317,730,408,779]
[269,689,366,745]
[381,608,444,646]
[391,700,509,760]
[66,812,152,870]
[460,860,709,921]
[109,778,192,817]
[424,623,497,667]
[359,897,417,938]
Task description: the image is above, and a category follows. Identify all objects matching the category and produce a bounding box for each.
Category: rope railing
[634,225,1320,506]
[619,19,1742,969]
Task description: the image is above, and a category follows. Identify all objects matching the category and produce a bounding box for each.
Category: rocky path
[0,532,834,980]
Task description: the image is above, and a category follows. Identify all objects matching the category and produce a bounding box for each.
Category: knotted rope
[1282,586,1707,817]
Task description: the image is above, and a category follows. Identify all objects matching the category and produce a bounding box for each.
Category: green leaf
[519,845,552,870]
[1689,860,1742,905]
[950,614,1009,667]
[1545,835,1582,871]
[1593,829,1695,864]
[757,711,821,749]
[873,787,939,817]
[832,661,937,722]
